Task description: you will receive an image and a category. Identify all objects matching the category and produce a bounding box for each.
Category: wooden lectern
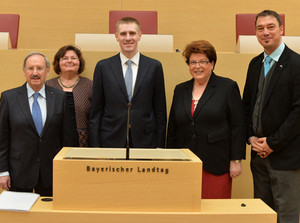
[53,147,202,212]
[0,147,277,222]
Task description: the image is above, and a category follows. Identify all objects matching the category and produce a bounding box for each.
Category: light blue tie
[32,92,43,136]
[125,60,133,101]
[264,56,272,77]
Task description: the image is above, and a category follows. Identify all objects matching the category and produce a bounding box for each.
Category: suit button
[37,158,40,162]
[39,139,42,142]
[191,122,195,126]
[192,134,196,140]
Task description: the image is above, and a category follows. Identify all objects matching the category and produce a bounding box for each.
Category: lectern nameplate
[53,147,202,212]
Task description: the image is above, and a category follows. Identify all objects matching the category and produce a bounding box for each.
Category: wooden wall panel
[1,0,300,51]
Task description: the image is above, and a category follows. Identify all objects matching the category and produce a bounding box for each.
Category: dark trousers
[251,155,300,223]
[10,175,52,197]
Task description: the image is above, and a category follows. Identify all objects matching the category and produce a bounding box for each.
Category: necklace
[58,76,79,88]
[192,95,200,108]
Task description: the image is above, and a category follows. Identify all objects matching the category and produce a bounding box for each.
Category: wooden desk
[0,198,276,223]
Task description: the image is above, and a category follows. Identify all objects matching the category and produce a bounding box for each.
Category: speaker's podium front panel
[53,147,202,212]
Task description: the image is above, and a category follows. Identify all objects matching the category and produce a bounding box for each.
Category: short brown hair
[116,17,141,33]
[52,45,85,75]
[255,10,282,26]
[182,40,217,67]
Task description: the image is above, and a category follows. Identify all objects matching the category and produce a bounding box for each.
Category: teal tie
[264,56,272,77]
[32,92,43,136]
[125,60,133,101]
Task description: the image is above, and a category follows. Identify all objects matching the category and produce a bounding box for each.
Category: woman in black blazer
[167,40,246,199]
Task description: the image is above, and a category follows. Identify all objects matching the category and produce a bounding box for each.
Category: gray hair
[23,52,50,69]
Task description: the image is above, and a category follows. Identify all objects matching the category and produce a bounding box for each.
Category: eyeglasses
[60,57,79,61]
[189,60,210,66]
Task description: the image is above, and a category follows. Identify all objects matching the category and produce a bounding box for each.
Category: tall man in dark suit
[89,17,167,148]
[243,10,300,223]
[0,52,77,196]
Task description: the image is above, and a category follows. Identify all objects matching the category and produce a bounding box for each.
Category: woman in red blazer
[167,40,246,198]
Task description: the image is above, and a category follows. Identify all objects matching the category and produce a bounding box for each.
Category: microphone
[126,103,132,160]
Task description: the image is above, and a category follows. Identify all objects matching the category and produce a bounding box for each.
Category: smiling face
[115,22,141,58]
[189,53,214,85]
[23,54,49,92]
[59,50,80,75]
[256,15,283,55]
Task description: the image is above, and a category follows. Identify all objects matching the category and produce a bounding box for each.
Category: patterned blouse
[46,76,93,147]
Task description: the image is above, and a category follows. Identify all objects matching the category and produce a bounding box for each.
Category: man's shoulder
[96,54,120,65]
[45,85,65,96]
[1,85,25,97]
[249,52,264,64]
[284,45,300,59]
[140,53,162,66]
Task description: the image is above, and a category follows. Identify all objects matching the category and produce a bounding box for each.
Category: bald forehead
[24,55,47,67]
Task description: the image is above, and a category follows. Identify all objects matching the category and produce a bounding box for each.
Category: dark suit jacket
[167,73,246,175]
[243,45,300,170]
[89,53,167,148]
[0,84,77,189]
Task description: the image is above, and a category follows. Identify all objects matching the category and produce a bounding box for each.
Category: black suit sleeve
[266,60,300,152]
[153,62,167,148]
[89,62,104,147]
[166,87,178,148]
[242,58,257,141]
[0,92,10,172]
[227,82,246,160]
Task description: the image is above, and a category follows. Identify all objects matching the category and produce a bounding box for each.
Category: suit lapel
[133,54,149,100]
[246,53,264,110]
[193,73,217,118]
[183,80,193,120]
[16,84,38,134]
[109,54,129,101]
[263,47,290,107]
[42,86,55,137]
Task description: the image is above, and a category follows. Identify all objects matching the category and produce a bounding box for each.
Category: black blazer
[167,73,246,175]
[243,45,300,170]
[0,84,77,189]
[89,53,167,148]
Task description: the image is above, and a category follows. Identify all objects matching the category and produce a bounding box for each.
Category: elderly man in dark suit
[0,52,77,196]
[243,10,300,223]
[89,17,166,148]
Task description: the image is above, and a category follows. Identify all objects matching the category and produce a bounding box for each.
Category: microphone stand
[126,103,132,160]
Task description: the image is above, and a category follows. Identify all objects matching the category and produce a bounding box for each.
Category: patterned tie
[125,60,133,101]
[264,56,272,77]
[32,92,43,136]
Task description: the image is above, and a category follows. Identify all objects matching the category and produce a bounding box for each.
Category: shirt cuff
[0,171,9,177]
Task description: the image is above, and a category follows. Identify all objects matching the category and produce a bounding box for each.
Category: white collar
[26,83,46,99]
